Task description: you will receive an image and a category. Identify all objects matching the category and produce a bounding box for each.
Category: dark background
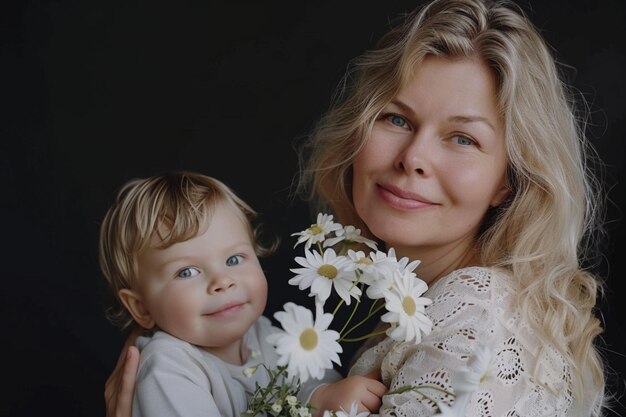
[3,1,625,416]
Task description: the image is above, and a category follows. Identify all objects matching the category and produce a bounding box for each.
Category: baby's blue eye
[453,135,474,146]
[226,255,242,267]
[177,267,200,279]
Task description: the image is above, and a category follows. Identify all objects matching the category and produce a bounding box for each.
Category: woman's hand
[104,328,142,417]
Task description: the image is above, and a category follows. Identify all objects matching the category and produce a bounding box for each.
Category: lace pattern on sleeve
[349,267,574,417]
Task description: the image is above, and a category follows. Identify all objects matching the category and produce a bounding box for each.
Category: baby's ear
[118,289,155,329]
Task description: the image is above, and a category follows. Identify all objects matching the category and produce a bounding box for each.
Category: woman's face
[352,55,508,262]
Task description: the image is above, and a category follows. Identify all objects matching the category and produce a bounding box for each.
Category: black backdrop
[3,1,625,416]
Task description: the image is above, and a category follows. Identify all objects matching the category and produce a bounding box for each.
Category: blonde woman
[298,0,607,415]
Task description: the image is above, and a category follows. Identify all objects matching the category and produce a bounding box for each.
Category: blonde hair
[297,0,606,413]
[99,171,275,330]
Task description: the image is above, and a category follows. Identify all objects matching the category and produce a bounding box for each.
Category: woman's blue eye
[453,135,474,146]
[389,115,408,128]
[177,267,200,279]
[226,255,242,267]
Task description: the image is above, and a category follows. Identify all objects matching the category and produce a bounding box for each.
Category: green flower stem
[338,242,352,256]
[339,327,388,343]
[316,241,324,254]
[339,297,361,336]
[340,302,386,339]
[331,272,362,317]
[331,298,345,316]
[246,365,302,416]
[368,298,380,315]
[386,384,455,398]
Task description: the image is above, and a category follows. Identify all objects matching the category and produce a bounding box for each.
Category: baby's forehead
[147,215,210,250]
[141,198,253,250]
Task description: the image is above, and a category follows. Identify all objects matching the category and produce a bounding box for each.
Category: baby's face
[136,200,268,362]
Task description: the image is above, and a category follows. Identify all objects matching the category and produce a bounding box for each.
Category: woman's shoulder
[427,266,545,357]
[426,265,515,302]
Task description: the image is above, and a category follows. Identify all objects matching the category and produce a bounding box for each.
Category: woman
[106,0,607,415]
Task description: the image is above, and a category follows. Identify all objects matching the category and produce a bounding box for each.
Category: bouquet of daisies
[271,213,434,379]
[243,213,432,416]
[245,213,494,417]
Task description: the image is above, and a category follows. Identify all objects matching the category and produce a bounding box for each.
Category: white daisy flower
[365,272,394,300]
[266,302,342,383]
[381,269,433,343]
[271,402,283,414]
[363,248,413,299]
[243,365,259,378]
[366,250,422,300]
[289,248,361,305]
[322,402,371,417]
[291,213,342,250]
[323,225,378,251]
[396,254,421,275]
[344,249,398,289]
[452,343,494,395]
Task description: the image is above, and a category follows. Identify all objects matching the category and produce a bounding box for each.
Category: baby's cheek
[158,289,201,334]
[253,278,269,314]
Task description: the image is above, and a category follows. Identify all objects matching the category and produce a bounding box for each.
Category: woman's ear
[118,289,155,329]
[490,183,510,208]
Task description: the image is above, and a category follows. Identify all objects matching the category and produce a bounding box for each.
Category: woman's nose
[395,131,431,175]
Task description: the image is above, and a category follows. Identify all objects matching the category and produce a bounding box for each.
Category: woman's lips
[377,183,438,210]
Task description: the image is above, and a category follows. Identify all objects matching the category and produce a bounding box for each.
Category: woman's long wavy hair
[297,0,606,413]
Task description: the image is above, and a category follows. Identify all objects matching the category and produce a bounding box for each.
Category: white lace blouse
[349,266,577,417]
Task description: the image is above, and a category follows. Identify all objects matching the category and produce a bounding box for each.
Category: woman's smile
[376,183,439,210]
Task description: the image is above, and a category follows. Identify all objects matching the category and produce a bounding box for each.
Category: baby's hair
[99,171,276,330]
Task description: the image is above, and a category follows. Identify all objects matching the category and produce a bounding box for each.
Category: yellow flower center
[480,373,489,383]
[318,264,338,279]
[309,225,323,235]
[299,328,318,351]
[357,258,373,265]
[402,296,416,316]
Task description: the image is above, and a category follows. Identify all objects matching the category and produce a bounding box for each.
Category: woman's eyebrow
[447,115,497,133]
[386,99,416,117]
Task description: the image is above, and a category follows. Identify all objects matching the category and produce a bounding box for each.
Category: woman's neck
[394,241,479,285]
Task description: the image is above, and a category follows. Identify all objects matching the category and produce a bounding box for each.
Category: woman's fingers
[105,346,139,417]
[117,346,139,417]
[104,328,142,417]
